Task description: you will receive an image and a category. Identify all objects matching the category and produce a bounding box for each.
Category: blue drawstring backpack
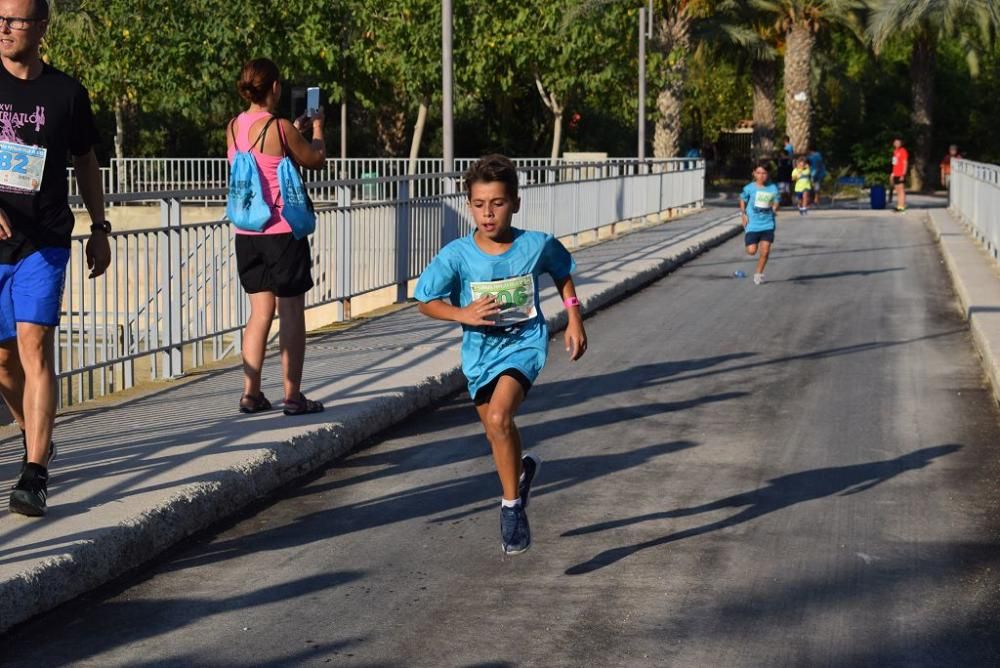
[275,125,316,240]
[226,117,277,232]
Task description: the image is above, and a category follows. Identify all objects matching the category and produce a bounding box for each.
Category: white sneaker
[753,273,764,285]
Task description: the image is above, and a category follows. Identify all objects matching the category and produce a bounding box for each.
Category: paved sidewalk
[0,207,740,632]
[928,205,1000,404]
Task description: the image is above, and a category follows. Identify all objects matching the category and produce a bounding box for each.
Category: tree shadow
[775,267,905,283]
[156,440,700,576]
[0,571,365,666]
[562,444,962,576]
[687,243,934,269]
[431,439,703,524]
[673,537,1000,665]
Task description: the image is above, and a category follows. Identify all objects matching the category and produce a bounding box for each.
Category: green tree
[468,0,633,163]
[868,0,1000,189]
[46,0,174,164]
[681,47,752,151]
[46,1,345,160]
[349,0,441,168]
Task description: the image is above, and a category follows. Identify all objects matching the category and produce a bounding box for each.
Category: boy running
[415,154,587,555]
[791,156,812,214]
[740,163,780,285]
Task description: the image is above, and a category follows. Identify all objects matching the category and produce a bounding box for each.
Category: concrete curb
[0,213,741,633]
[927,208,1000,405]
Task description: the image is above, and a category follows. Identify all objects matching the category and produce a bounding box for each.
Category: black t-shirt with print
[0,60,99,264]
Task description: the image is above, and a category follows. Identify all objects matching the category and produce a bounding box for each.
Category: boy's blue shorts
[0,248,71,342]
[745,230,775,246]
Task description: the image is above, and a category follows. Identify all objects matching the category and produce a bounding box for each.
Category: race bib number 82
[0,141,46,193]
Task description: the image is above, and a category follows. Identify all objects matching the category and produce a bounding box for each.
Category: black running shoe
[16,433,56,488]
[518,454,541,509]
[500,504,531,555]
[10,467,48,517]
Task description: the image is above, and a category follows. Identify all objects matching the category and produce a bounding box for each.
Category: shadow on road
[0,571,366,666]
[679,536,1000,665]
[775,267,906,283]
[158,440,702,577]
[562,444,962,576]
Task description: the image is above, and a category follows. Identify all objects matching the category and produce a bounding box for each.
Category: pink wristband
[563,297,581,308]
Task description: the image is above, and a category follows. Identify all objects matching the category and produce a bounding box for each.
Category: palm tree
[869,0,1000,190]
[650,2,697,158]
[753,0,862,156]
[750,57,779,160]
[650,1,761,157]
[724,3,781,159]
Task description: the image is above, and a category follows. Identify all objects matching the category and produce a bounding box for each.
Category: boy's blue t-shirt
[414,228,576,398]
[741,182,779,232]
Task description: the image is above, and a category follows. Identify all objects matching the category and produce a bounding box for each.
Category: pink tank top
[226,111,292,235]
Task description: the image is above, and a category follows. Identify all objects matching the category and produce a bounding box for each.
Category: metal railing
[56,158,704,406]
[65,157,650,206]
[950,159,1000,259]
[66,166,116,202]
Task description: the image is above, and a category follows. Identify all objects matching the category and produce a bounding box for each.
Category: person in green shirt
[791,156,812,215]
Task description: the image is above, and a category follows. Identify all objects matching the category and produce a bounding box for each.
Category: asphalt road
[3,209,1000,667]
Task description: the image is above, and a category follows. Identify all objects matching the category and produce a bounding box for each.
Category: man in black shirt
[0,0,110,516]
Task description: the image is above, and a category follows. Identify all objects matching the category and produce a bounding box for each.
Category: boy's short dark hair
[464,154,519,201]
[753,161,770,172]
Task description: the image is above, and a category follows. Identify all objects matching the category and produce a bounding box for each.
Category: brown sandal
[283,393,324,416]
[239,392,272,414]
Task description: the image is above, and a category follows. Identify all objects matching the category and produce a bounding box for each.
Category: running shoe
[895,206,907,213]
[500,504,531,555]
[15,434,56,488]
[754,273,765,285]
[9,467,48,517]
[519,454,541,509]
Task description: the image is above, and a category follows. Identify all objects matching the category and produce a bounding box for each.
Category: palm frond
[868,0,1000,52]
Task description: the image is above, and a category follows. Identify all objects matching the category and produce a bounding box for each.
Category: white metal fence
[66,157,643,206]
[950,159,1000,259]
[56,158,704,406]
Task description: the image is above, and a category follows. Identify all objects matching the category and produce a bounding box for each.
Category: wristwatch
[90,220,112,234]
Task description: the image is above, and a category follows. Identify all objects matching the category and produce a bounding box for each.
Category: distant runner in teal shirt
[415,154,588,556]
[739,162,780,285]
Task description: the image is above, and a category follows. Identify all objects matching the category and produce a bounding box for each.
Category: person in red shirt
[891,138,908,212]
[940,144,961,189]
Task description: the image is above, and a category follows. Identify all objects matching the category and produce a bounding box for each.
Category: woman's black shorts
[235,233,314,298]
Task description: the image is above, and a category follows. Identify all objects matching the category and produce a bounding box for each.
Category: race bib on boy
[753,190,774,209]
[0,141,46,193]
[470,274,537,327]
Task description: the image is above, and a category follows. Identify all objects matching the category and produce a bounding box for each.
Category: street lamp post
[442,0,454,174]
[638,6,646,162]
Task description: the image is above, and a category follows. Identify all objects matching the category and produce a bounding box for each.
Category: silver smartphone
[306,87,320,116]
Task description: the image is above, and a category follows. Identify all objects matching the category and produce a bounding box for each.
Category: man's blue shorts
[745,230,775,247]
[0,248,71,343]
